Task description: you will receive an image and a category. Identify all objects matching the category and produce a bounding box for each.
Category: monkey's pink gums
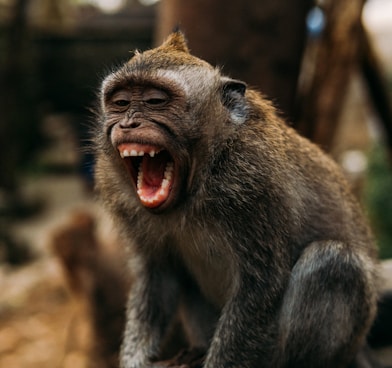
[117,143,174,208]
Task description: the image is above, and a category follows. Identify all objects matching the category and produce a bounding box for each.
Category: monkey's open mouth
[117,143,175,209]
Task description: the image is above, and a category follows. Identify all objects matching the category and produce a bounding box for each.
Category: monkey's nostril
[120,121,141,129]
[129,121,141,129]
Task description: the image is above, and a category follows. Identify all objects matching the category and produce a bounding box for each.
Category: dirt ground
[0,259,91,368]
[0,174,96,368]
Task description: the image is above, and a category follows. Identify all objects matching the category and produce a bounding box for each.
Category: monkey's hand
[153,347,205,368]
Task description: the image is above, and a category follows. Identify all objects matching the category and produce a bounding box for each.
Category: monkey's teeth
[136,162,173,191]
[117,143,175,208]
[122,149,137,157]
[164,162,174,180]
[119,149,160,158]
[136,160,174,208]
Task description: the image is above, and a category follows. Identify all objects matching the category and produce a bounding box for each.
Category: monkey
[93,31,380,368]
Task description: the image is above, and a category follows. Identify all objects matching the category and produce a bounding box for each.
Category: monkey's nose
[119,109,142,129]
[120,120,141,129]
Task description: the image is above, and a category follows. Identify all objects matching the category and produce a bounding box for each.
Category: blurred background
[1,0,392,367]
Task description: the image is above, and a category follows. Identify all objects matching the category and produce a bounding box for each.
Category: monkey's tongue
[137,153,174,208]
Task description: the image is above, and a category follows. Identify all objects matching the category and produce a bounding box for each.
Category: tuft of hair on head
[159,30,190,54]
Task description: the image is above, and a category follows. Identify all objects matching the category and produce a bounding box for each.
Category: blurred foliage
[364,143,392,259]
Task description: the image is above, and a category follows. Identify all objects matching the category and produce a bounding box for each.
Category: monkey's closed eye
[110,90,132,110]
[145,98,167,106]
[114,100,130,107]
[142,88,169,107]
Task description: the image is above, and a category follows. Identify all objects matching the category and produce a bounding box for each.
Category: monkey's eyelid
[144,98,168,106]
[114,99,130,107]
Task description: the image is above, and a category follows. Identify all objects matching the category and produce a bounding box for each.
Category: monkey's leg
[278,240,378,368]
[120,261,181,368]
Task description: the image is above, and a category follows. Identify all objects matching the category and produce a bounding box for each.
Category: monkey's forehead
[101,62,221,99]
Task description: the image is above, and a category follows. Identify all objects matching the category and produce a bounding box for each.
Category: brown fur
[94,32,379,368]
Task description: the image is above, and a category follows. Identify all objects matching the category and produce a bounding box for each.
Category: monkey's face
[101,77,192,212]
[98,32,248,213]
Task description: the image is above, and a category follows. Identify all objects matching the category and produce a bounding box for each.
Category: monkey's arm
[203,240,378,368]
[120,258,181,368]
[203,252,287,368]
[277,240,378,368]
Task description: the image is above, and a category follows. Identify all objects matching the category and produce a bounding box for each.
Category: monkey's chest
[180,248,234,308]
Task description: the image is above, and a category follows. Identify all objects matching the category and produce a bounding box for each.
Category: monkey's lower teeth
[137,162,174,208]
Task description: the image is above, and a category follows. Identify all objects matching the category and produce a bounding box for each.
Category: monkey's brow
[102,75,135,96]
[103,77,176,101]
[103,84,128,99]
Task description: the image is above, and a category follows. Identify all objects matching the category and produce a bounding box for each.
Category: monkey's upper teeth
[118,147,159,158]
[121,149,145,157]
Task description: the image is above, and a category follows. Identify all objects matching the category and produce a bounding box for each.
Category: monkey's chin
[117,143,178,211]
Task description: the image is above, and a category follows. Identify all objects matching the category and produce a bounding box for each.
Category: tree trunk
[295,0,366,150]
[156,0,312,121]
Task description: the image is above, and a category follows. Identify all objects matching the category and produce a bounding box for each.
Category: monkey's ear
[222,78,247,97]
[160,31,190,54]
[221,77,248,124]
